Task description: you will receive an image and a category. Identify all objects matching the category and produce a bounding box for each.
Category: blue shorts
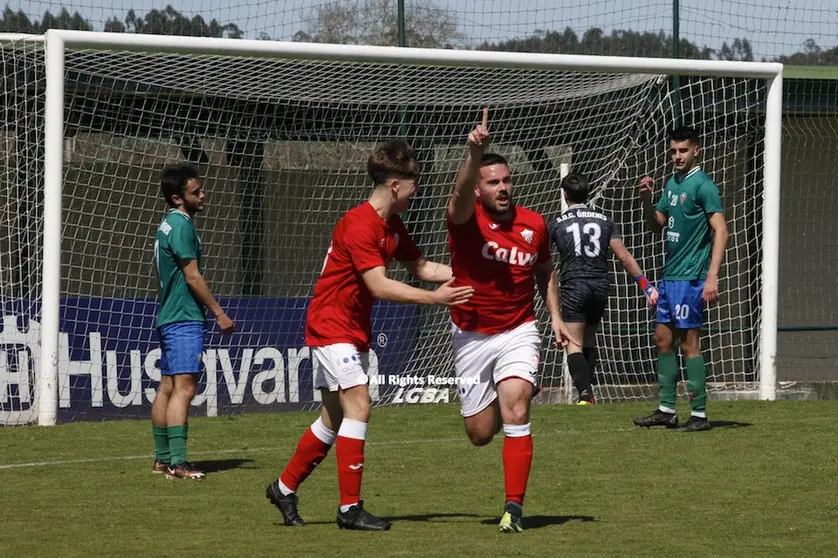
[656,280,704,330]
[159,321,206,376]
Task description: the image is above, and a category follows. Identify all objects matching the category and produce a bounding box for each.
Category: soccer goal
[0,30,781,425]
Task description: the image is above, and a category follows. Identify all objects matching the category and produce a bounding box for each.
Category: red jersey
[447,203,550,335]
[306,202,422,351]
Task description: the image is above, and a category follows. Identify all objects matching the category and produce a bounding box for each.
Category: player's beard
[482,193,512,219]
[184,200,204,216]
[395,196,411,214]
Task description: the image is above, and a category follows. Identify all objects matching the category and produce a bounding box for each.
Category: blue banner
[0,298,428,422]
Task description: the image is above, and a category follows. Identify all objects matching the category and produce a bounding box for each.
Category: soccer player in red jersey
[447,108,575,533]
[266,139,473,531]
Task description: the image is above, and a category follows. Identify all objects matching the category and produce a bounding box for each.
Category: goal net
[0,33,777,423]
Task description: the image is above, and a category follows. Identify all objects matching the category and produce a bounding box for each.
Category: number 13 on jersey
[566,222,602,257]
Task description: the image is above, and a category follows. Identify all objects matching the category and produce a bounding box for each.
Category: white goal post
[30,30,781,425]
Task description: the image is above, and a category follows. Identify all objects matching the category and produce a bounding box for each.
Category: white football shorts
[311,343,370,392]
[451,320,541,417]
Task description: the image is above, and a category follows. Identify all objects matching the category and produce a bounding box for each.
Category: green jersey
[655,167,724,281]
[154,209,205,328]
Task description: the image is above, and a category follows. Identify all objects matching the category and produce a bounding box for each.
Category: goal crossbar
[47,29,782,77]
[36,29,782,425]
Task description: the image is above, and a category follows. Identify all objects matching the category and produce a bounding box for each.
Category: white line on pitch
[0,436,470,470]
[0,427,633,471]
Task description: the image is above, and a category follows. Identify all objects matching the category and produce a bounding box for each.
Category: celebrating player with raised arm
[547,172,658,405]
[447,108,575,534]
[151,163,235,480]
[633,126,728,432]
[265,140,473,531]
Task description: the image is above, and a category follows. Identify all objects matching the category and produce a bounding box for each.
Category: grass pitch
[2,401,838,557]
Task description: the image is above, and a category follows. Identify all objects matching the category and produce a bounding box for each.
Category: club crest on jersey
[380,233,400,250]
[521,228,534,244]
[481,241,537,266]
[679,193,687,204]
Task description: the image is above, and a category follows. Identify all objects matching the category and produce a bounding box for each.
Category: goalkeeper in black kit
[547,173,658,404]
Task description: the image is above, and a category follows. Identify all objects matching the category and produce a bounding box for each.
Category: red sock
[503,423,533,505]
[336,419,367,507]
[279,418,335,492]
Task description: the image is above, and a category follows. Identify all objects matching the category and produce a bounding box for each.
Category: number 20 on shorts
[674,304,690,320]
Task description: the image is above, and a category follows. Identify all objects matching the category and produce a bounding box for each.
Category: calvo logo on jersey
[679,193,688,205]
[481,241,537,266]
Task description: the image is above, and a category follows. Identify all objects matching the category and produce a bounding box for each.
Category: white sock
[278,479,294,496]
[311,416,337,445]
[691,411,707,419]
[658,405,677,414]
[337,418,368,440]
[503,423,531,437]
[339,502,359,513]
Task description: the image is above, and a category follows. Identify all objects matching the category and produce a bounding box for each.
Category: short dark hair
[160,163,199,207]
[479,153,509,168]
[367,139,420,185]
[668,126,700,145]
[560,172,590,204]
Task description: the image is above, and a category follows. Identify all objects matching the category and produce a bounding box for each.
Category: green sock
[685,355,707,415]
[153,425,170,464]
[658,353,678,411]
[167,425,188,465]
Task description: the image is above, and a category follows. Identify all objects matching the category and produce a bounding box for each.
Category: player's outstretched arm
[180,260,235,334]
[534,263,579,348]
[703,212,729,302]
[361,266,473,307]
[403,257,454,284]
[448,107,490,225]
[638,177,666,234]
[610,237,658,306]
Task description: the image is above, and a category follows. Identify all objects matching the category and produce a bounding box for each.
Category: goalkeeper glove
[634,274,658,301]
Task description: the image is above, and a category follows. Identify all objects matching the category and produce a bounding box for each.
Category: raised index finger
[481,106,488,128]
